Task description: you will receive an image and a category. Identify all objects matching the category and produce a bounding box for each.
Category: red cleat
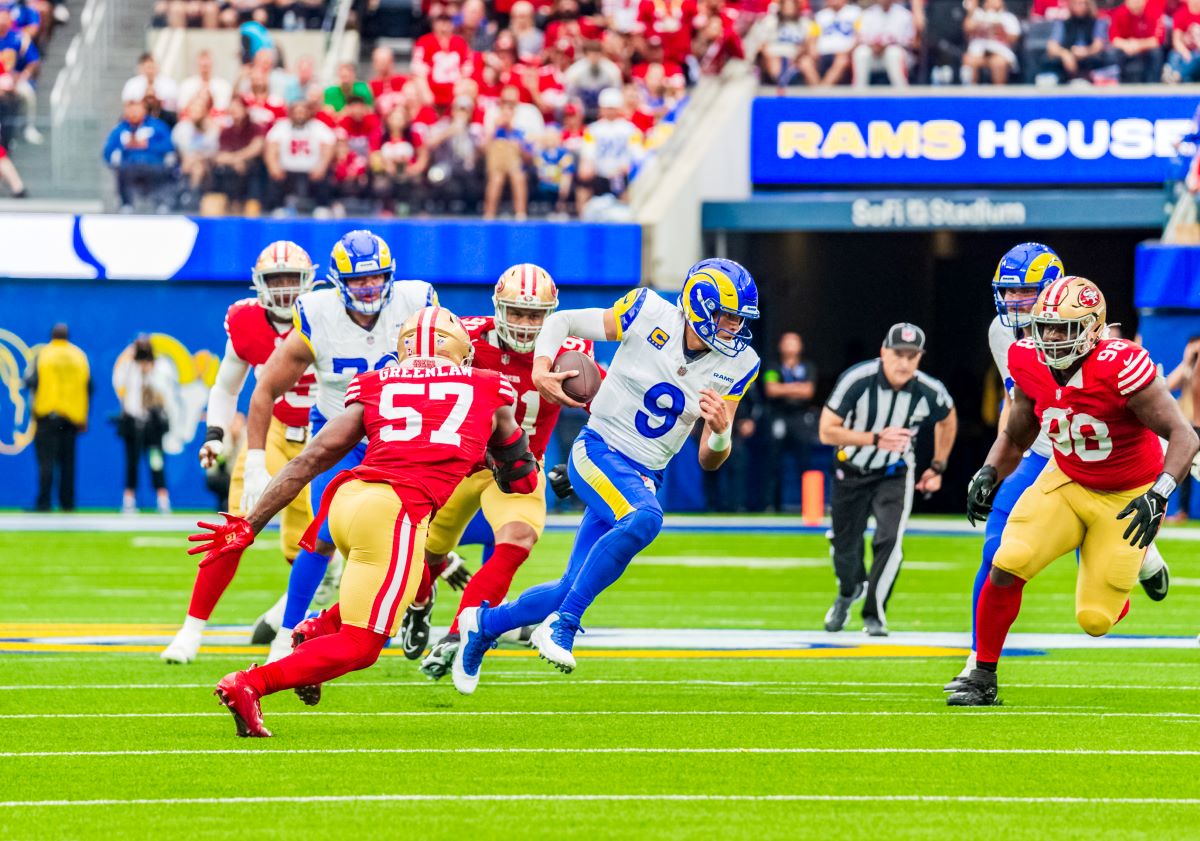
[214,669,272,737]
[290,623,323,707]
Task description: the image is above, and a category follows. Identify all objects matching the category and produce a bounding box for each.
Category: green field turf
[1,525,1198,840]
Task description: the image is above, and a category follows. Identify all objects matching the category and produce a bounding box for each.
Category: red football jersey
[344,363,518,518]
[1008,337,1163,491]
[460,315,593,460]
[224,299,316,428]
[412,33,471,106]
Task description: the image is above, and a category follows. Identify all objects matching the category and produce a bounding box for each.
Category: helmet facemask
[254,269,314,320]
[993,280,1042,330]
[334,272,394,316]
[1031,313,1101,370]
[495,300,556,352]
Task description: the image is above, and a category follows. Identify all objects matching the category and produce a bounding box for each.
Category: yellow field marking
[0,641,967,659]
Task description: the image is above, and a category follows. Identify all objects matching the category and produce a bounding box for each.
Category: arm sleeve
[206,339,251,431]
[532,308,609,359]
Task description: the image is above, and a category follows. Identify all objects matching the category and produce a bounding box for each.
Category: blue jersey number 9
[635,382,686,439]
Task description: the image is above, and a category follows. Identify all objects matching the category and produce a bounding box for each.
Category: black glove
[966,465,999,527]
[1117,489,1167,549]
[437,553,473,590]
[547,463,573,499]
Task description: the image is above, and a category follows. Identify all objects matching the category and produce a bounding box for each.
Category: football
[554,350,602,403]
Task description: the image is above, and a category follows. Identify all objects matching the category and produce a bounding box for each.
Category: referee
[819,323,958,637]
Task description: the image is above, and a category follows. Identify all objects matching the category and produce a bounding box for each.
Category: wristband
[930,459,947,475]
[245,449,267,472]
[1151,472,1177,499]
[707,428,732,452]
[204,427,225,444]
[872,431,880,447]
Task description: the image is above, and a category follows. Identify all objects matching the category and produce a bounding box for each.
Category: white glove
[198,438,224,469]
[241,449,270,513]
[1190,449,1200,483]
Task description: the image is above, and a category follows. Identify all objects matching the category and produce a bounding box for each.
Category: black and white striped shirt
[825,359,954,472]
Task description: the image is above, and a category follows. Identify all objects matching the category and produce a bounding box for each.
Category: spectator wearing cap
[179,50,233,112]
[575,86,643,210]
[323,62,374,114]
[1041,0,1109,83]
[264,98,335,215]
[800,0,859,85]
[819,323,957,637]
[851,0,916,87]
[370,105,428,212]
[102,98,176,212]
[207,94,265,215]
[0,7,42,144]
[122,53,180,123]
[1109,0,1166,83]
[565,40,623,119]
[413,13,471,109]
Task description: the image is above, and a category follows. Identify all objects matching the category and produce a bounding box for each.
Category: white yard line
[3,747,1198,759]
[0,710,1197,720]
[3,794,1200,808]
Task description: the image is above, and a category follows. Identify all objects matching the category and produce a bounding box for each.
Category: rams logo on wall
[111,334,220,455]
[0,329,35,455]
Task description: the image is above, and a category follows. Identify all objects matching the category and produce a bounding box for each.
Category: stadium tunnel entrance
[712,228,1155,514]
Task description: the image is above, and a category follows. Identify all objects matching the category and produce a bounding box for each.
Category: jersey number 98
[636,382,686,439]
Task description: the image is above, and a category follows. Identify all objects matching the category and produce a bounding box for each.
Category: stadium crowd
[102,0,761,216]
[760,0,1200,86]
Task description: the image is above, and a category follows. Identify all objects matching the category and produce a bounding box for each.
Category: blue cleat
[452,603,497,696]
[530,611,583,673]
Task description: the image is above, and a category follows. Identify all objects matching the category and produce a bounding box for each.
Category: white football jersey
[293,280,436,424]
[988,315,1051,458]
[587,288,760,471]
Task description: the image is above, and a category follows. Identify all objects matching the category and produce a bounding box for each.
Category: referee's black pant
[828,463,914,622]
[34,414,79,512]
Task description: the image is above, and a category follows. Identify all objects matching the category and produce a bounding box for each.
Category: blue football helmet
[992,242,1064,330]
[678,258,760,357]
[328,229,395,315]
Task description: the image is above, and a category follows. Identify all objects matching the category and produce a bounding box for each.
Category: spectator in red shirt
[330,130,369,216]
[639,0,699,66]
[368,46,410,115]
[1109,0,1166,82]
[693,8,745,73]
[1168,0,1200,80]
[622,83,656,133]
[336,95,381,159]
[413,13,472,107]
[370,106,429,212]
[209,95,265,214]
[242,67,287,128]
[633,36,687,86]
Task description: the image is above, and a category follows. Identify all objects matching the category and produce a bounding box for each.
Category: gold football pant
[228,416,312,561]
[425,468,547,554]
[993,461,1150,637]
[328,479,428,637]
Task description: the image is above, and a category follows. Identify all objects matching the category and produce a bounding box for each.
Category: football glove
[1118,489,1168,549]
[240,449,270,513]
[434,552,472,591]
[547,463,573,499]
[966,465,999,527]
[188,512,255,568]
[198,428,225,470]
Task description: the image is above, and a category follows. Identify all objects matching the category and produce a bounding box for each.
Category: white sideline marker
[1,710,1199,720]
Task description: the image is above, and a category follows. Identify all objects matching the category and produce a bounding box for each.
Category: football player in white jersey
[452,258,761,694]
[243,229,437,662]
[946,242,1169,692]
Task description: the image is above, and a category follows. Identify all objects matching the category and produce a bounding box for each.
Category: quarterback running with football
[242,230,438,662]
[410,263,595,674]
[951,276,1198,706]
[452,258,761,695]
[945,244,1170,691]
[201,307,539,737]
[161,241,318,664]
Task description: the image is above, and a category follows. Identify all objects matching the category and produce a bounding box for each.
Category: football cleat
[823,584,864,633]
[1138,548,1169,602]
[314,552,344,608]
[500,624,535,647]
[530,611,583,673]
[863,616,889,637]
[266,627,294,664]
[160,626,202,664]
[401,583,437,660]
[945,669,1001,707]
[420,633,460,681]
[250,594,287,645]
[289,619,326,706]
[453,605,498,695]
[944,654,977,692]
[214,669,271,737]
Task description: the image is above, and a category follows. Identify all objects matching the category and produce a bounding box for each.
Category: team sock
[245,624,386,697]
[449,543,530,634]
[974,576,1026,669]
[413,561,434,606]
[281,548,330,629]
[186,554,241,621]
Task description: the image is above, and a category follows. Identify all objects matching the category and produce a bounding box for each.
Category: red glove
[188,513,255,568]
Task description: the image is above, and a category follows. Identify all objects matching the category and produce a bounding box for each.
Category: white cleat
[250,594,288,645]
[266,627,294,663]
[452,607,493,696]
[160,627,202,664]
[529,612,578,673]
[314,552,344,608]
